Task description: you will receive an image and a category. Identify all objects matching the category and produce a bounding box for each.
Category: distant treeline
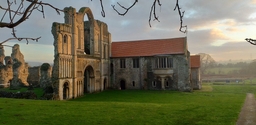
[205,60,256,76]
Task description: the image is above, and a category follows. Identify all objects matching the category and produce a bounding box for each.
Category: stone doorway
[63,82,69,100]
[84,65,94,93]
[120,80,126,90]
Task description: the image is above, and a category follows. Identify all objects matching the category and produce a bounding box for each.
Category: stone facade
[51,7,111,100]
[111,57,148,90]
[112,55,192,91]
[111,38,193,92]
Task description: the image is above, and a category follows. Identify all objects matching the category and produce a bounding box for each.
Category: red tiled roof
[111,37,186,57]
[190,55,200,68]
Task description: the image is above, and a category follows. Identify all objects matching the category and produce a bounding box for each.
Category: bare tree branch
[0,0,188,44]
[0,0,64,44]
[0,0,64,28]
[111,0,186,33]
[0,37,41,45]
[245,38,256,45]
[149,0,161,27]
[99,0,105,17]
[0,0,37,28]
[111,0,138,16]
[174,0,187,33]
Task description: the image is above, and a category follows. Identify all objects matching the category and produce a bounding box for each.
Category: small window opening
[152,81,156,87]
[166,81,169,87]
[132,81,135,87]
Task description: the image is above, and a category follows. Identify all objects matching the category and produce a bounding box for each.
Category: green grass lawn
[1,85,256,125]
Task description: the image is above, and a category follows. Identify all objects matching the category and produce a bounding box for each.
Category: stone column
[161,77,165,90]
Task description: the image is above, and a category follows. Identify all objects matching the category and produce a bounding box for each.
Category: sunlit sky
[0,0,256,66]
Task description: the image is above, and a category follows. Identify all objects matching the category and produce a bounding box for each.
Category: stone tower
[52,7,111,100]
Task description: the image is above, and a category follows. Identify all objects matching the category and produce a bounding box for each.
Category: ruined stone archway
[63,82,69,100]
[84,65,94,93]
[79,7,96,55]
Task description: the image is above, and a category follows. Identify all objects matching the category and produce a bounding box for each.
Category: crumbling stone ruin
[11,44,29,89]
[51,7,111,100]
[0,46,13,88]
[0,45,13,88]
[39,63,52,89]
[27,64,52,89]
[27,66,40,87]
[0,44,29,89]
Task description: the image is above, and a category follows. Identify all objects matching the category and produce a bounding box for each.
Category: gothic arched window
[63,35,68,43]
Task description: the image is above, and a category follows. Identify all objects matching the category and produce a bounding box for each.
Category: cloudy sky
[0,0,256,65]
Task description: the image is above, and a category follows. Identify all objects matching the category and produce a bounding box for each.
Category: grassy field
[1,84,256,125]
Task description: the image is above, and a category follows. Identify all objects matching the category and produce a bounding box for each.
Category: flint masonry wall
[112,54,192,91]
[112,57,148,90]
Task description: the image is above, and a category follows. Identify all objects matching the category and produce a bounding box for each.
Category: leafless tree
[0,0,186,44]
[198,53,216,75]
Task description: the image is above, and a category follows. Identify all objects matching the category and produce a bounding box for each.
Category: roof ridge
[113,37,186,43]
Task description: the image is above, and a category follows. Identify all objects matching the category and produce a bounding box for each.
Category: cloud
[0,0,256,63]
[226,27,245,32]
[182,0,256,29]
[210,28,229,40]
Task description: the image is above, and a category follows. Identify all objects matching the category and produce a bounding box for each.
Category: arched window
[63,82,69,100]
[63,35,68,43]
[132,81,135,87]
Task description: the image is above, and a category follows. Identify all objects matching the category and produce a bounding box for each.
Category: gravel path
[236,93,256,125]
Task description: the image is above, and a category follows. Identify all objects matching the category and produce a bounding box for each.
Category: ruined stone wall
[11,44,29,89]
[97,20,111,90]
[76,56,100,93]
[27,66,40,87]
[112,57,148,90]
[0,47,12,88]
[52,7,111,100]
[39,63,52,88]
[52,19,73,100]
[0,45,5,64]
